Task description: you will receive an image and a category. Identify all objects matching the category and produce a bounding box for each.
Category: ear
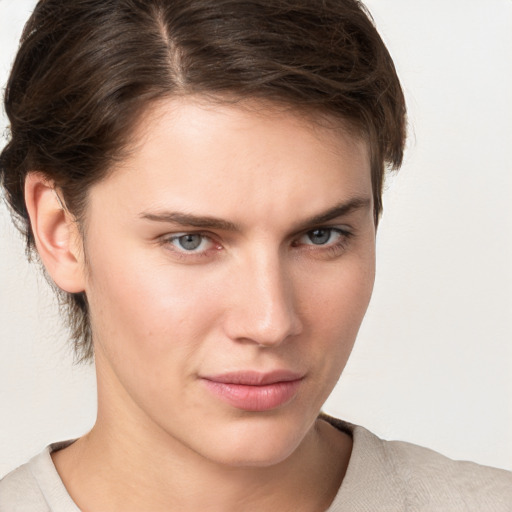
[24,172,86,293]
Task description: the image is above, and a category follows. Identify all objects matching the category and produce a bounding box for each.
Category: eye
[300,228,345,246]
[176,234,203,251]
[291,227,353,259]
[165,233,214,253]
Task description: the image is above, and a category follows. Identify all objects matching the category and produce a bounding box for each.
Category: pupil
[309,229,330,245]
[179,234,202,250]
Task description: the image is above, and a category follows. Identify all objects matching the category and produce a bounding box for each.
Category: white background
[1,0,511,477]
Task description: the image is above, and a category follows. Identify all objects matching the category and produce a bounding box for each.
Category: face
[81,98,375,467]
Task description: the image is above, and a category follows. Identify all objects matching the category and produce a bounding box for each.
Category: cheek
[298,248,375,378]
[84,242,222,360]
[302,252,375,331]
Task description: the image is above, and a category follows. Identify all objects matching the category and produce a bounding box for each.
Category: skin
[26,98,376,512]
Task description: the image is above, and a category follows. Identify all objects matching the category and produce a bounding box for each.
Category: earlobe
[24,172,86,293]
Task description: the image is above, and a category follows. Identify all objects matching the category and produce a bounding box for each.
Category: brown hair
[0,0,406,361]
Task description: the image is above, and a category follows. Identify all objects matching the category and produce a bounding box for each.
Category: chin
[204,440,300,469]
[187,411,314,469]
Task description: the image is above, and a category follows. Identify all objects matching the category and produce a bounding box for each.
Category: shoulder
[0,441,79,512]
[382,433,512,509]
[0,455,50,512]
[322,415,512,511]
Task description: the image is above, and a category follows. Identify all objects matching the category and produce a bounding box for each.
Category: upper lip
[202,370,304,386]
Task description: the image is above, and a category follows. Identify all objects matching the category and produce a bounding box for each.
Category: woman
[1,1,511,510]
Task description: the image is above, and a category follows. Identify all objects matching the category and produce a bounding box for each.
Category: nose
[223,252,303,347]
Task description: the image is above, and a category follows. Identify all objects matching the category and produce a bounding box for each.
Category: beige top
[1,416,511,511]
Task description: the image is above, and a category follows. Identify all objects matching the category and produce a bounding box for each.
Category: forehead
[88,97,373,228]
[128,96,368,155]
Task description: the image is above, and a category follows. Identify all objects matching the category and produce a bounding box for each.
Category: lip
[201,370,304,412]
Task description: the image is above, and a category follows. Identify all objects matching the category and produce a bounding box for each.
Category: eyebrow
[294,197,372,231]
[140,210,241,231]
[139,197,371,232]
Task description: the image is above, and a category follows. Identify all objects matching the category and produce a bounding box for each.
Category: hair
[0,0,406,362]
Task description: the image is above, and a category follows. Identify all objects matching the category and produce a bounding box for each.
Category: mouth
[201,370,304,412]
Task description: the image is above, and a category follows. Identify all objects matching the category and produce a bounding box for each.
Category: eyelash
[160,227,353,261]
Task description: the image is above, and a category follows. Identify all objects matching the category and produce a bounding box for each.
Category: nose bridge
[226,246,302,346]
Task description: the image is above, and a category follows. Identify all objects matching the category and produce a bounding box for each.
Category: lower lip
[202,379,302,412]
